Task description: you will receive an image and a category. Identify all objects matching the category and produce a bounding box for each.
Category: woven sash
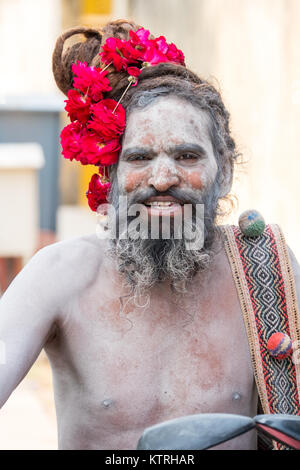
[222,224,300,449]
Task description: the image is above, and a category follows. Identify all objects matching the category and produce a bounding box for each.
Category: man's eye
[177,154,198,161]
[128,155,148,161]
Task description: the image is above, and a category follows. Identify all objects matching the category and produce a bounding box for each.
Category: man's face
[109,95,220,297]
[117,95,218,210]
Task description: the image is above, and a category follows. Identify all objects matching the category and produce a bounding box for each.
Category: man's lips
[140,195,185,217]
[143,196,184,206]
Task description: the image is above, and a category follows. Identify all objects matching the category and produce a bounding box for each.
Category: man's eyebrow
[121,143,208,160]
[166,143,208,156]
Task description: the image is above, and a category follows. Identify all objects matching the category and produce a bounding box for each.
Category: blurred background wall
[0,0,61,95]
[0,0,299,449]
[1,0,299,253]
[126,0,300,257]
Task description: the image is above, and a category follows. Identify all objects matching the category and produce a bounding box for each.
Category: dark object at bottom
[136,413,300,450]
[254,414,300,450]
[136,413,255,450]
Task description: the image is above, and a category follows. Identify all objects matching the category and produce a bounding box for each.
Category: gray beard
[107,177,220,301]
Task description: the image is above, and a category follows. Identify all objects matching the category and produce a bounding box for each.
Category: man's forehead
[122,96,213,154]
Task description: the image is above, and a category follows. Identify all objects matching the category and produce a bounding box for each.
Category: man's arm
[0,246,60,408]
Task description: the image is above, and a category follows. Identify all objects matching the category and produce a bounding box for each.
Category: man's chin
[109,229,216,300]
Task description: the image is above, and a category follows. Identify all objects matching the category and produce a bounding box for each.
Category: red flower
[100,37,144,72]
[81,134,121,166]
[127,66,141,77]
[127,67,141,86]
[88,99,125,140]
[100,37,129,71]
[72,61,112,101]
[100,26,185,75]
[86,173,111,211]
[60,121,85,162]
[61,27,187,214]
[120,40,144,63]
[64,89,91,123]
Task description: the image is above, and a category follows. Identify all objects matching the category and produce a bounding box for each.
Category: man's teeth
[146,201,181,207]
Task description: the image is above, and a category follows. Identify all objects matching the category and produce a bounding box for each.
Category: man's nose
[148,159,180,192]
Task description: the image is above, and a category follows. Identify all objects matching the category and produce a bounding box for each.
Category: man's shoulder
[30,233,108,297]
[38,233,105,263]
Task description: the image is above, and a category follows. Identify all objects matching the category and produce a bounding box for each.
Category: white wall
[0,0,62,96]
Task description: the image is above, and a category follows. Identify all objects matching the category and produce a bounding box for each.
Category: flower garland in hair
[60,27,185,211]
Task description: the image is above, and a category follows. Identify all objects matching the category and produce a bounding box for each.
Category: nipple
[101,398,114,409]
[232,392,242,402]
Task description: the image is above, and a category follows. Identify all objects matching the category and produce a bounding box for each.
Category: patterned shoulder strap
[222,224,300,423]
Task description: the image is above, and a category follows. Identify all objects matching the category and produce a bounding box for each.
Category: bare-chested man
[0,20,299,450]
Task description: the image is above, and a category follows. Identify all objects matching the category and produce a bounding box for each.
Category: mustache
[126,187,204,207]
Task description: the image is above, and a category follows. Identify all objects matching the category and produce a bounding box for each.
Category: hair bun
[101,19,142,43]
[52,19,142,96]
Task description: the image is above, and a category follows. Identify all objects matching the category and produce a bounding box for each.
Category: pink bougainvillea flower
[86,173,111,211]
[64,89,91,123]
[128,31,185,67]
[128,28,151,61]
[136,27,151,43]
[81,134,121,166]
[129,27,151,47]
[155,36,169,55]
[166,43,185,65]
[142,38,168,65]
[72,61,112,101]
[88,99,126,140]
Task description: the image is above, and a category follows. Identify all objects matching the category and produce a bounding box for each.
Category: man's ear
[218,159,233,198]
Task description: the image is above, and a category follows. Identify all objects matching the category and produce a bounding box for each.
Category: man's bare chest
[46,253,257,448]
[72,310,255,417]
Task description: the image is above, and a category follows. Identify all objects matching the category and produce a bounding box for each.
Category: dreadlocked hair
[52,19,142,96]
[53,19,239,204]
